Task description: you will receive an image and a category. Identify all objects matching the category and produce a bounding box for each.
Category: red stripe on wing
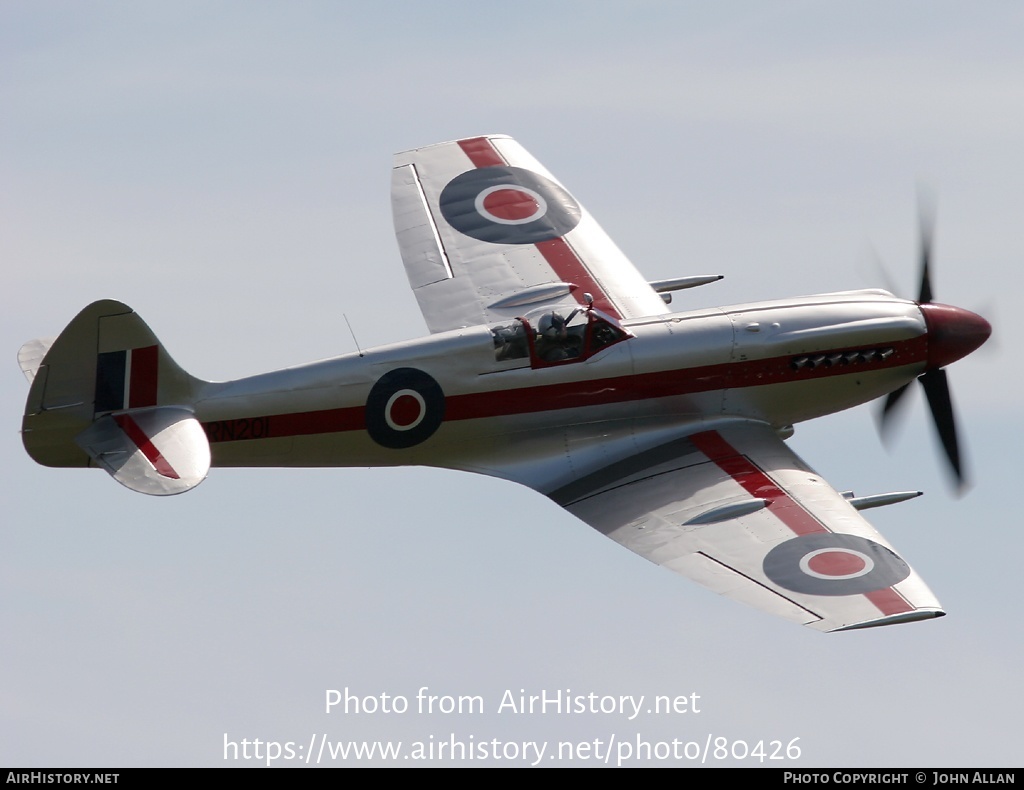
[691,430,828,536]
[864,588,914,616]
[691,430,913,617]
[535,238,619,318]
[458,137,505,168]
[457,136,621,319]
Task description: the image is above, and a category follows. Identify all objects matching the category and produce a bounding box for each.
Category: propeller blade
[882,381,912,420]
[919,368,966,490]
[917,198,935,304]
[877,381,913,445]
[872,192,981,494]
[862,241,901,296]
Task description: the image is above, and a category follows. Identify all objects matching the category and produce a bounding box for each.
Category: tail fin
[21,300,211,495]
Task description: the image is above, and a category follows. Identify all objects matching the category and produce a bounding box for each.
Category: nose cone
[920,303,991,369]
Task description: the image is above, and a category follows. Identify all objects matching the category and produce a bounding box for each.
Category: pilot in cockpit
[536,309,583,361]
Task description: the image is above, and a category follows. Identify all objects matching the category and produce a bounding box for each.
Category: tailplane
[21,300,211,495]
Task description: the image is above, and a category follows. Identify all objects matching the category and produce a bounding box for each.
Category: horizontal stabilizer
[18,337,55,383]
[75,407,210,495]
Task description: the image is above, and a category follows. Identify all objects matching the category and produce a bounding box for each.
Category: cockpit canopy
[491,307,630,368]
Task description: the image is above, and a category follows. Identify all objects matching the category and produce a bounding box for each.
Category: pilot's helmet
[538,312,565,339]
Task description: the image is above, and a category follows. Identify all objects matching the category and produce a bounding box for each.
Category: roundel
[762,533,911,596]
[366,368,445,449]
[439,166,582,245]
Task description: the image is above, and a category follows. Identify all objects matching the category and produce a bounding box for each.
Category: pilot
[493,321,529,361]
[536,310,581,361]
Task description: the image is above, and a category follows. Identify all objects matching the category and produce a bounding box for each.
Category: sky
[3,1,1022,767]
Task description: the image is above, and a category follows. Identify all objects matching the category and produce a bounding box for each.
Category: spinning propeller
[877,209,991,492]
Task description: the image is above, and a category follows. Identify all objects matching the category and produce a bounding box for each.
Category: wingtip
[394,133,512,160]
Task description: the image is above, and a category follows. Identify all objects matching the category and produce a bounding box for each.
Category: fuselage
[195,289,950,492]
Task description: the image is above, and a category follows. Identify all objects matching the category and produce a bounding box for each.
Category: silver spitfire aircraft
[20,135,990,632]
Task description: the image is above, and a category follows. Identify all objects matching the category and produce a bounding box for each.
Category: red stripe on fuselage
[113,413,180,479]
[690,429,913,617]
[457,137,621,319]
[263,406,365,437]
[203,334,928,443]
[204,405,365,443]
[446,334,926,421]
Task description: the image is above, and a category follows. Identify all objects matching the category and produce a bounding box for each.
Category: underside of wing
[392,135,668,333]
[547,419,943,632]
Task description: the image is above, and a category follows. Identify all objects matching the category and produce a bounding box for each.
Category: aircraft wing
[391,135,668,333]
[545,420,943,632]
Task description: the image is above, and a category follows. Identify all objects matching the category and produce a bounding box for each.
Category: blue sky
[3,1,1022,766]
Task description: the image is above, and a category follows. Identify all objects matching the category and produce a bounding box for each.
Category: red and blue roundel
[439,166,582,245]
[365,368,445,449]
[762,533,911,596]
